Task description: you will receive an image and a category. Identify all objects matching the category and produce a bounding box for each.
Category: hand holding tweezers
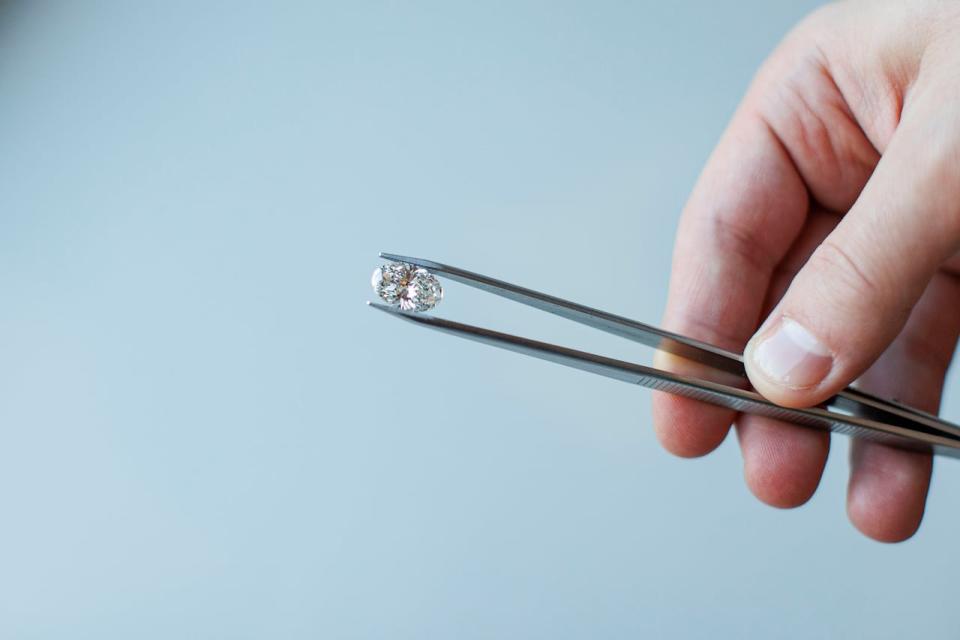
[369,253,960,458]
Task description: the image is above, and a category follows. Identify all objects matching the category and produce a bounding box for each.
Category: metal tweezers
[369,253,960,458]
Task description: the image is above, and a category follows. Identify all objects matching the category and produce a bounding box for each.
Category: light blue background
[0,2,957,638]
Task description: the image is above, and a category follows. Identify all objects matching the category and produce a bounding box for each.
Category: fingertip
[847,442,931,543]
[737,415,829,508]
[847,492,924,543]
[651,392,732,458]
[651,351,739,457]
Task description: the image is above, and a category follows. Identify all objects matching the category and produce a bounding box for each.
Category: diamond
[371,262,409,305]
[371,262,443,312]
[400,269,442,311]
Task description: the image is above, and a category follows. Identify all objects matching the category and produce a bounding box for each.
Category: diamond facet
[371,263,443,312]
[400,269,442,312]
[371,263,409,305]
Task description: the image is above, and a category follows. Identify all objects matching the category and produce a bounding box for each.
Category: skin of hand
[653,0,960,542]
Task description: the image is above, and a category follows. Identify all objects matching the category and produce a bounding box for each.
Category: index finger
[652,109,807,456]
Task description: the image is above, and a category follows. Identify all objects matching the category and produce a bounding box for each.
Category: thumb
[743,96,960,408]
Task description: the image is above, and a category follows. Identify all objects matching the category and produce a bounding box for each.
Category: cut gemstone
[399,269,442,312]
[371,262,409,305]
[371,262,443,312]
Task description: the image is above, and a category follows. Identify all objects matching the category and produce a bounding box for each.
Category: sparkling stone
[399,269,442,311]
[371,262,409,305]
[371,263,443,312]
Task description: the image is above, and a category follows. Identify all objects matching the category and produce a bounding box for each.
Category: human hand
[653,0,960,542]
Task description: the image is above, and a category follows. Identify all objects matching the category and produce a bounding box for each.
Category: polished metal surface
[372,254,960,456]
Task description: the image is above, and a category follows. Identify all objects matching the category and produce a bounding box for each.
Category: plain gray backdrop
[0,1,957,638]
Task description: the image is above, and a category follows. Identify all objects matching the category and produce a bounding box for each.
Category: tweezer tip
[379,252,427,266]
[366,301,403,316]
[367,302,438,326]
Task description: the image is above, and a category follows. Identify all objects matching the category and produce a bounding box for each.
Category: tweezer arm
[382,253,744,374]
[370,303,960,458]
[380,253,960,440]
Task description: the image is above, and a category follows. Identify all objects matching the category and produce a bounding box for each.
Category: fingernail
[750,318,832,388]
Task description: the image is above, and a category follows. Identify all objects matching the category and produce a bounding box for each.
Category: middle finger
[736,209,839,507]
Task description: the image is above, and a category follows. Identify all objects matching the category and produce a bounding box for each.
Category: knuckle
[803,238,915,322]
[709,215,777,275]
[808,239,885,301]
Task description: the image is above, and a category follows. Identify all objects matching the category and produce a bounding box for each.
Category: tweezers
[369,253,960,458]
